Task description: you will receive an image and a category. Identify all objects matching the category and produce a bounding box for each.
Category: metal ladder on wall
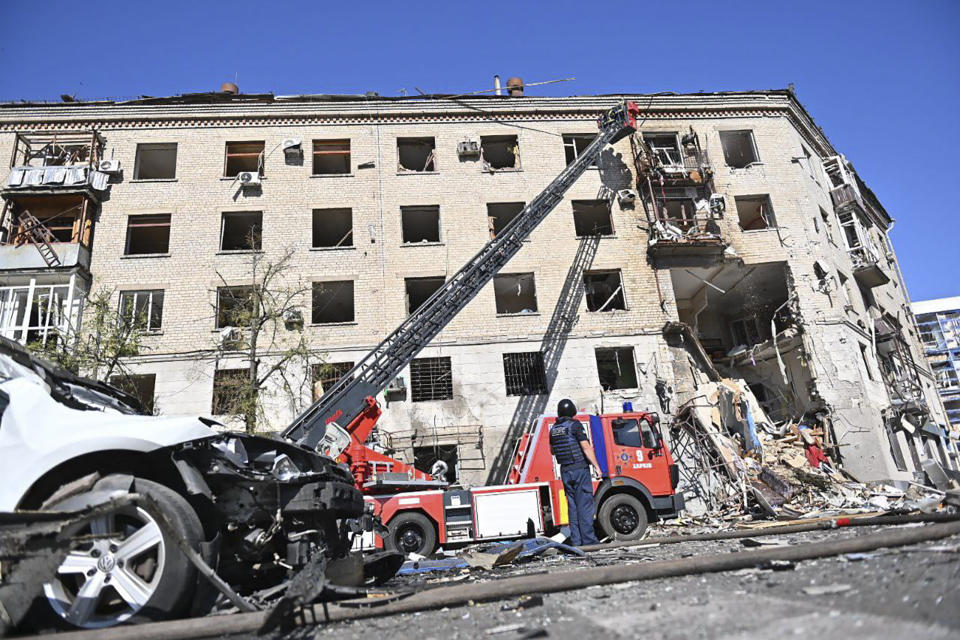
[16,210,62,267]
[283,102,640,449]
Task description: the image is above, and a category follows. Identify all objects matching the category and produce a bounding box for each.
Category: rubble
[668,377,953,527]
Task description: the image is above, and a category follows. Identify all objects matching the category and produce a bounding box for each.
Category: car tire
[41,476,203,629]
[598,493,649,541]
[384,512,437,557]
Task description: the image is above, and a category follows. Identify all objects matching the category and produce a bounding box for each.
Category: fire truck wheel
[385,512,437,556]
[598,493,649,540]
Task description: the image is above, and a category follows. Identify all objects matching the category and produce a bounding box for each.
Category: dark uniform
[549,416,600,546]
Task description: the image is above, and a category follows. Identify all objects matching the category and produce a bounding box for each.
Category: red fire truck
[282,101,684,555]
[337,405,682,555]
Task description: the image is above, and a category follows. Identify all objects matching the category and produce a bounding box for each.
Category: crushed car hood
[0,375,218,510]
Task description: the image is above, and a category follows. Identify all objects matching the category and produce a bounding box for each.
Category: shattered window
[573,200,614,237]
[584,271,626,312]
[312,139,351,175]
[134,143,177,180]
[119,289,164,332]
[311,361,354,401]
[216,286,255,328]
[735,196,776,230]
[410,357,453,402]
[644,133,682,166]
[312,208,353,248]
[398,137,436,172]
[719,130,759,168]
[401,206,441,244]
[487,202,525,238]
[312,281,355,324]
[595,347,638,390]
[406,277,445,315]
[493,273,538,315]
[125,214,171,255]
[414,444,458,483]
[220,211,262,251]
[562,134,597,167]
[224,141,264,177]
[480,135,520,171]
[502,352,548,396]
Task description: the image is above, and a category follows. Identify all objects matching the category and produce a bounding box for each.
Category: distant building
[913,297,960,466]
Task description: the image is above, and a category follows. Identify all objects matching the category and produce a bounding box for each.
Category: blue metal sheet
[589,415,609,476]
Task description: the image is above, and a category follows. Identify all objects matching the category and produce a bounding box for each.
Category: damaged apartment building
[0,83,952,487]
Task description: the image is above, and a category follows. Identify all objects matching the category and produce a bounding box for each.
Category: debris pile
[668,378,953,525]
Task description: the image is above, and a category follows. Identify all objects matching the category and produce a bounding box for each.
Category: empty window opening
[719,130,759,168]
[398,137,436,172]
[401,206,441,243]
[312,208,353,248]
[312,280,355,324]
[406,277,445,315]
[595,347,638,390]
[221,211,262,251]
[110,373,156,414]
[211,368,253,416]
[216,286,254,328]
[312,139,351,175]
[584,271,626,312]
[414,444,458,483]
[494,273,538,315]
[735,195,776,230]
[644,133,682,166]
[40,214,78,243]
[224,141,264,177]
[503,352,548,396]
[480,135,520,171]
[119,289,164,331]
[562,134,596,166]
[410,356,453,402]
[125,214,171,255]
[487,202,525,238]
[730,316,762,347]
[311,361,354,401]
[134,143,177,180]
[573,200,614,236]
[837,210,863,250]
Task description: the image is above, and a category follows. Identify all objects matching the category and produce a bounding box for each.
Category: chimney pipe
[220,82,239,95]
[506,77,524,97]
[494,75,502,96]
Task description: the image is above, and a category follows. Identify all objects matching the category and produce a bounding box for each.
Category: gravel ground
[275,524,960,640]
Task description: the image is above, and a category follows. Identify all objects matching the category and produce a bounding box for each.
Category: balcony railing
[849,243,890,287]
[5,165,109,192]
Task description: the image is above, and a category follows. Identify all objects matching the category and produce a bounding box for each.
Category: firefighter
[549,398,601,546]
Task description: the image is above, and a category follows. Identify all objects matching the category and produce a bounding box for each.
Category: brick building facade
[1,88,951,485]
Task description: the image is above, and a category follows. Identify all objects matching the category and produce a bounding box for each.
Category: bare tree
[212,242,317,433]
[29,287,146,384]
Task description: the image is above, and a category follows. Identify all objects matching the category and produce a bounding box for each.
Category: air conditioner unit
[386,376,406,394]
[237,171,261,186]
[281,138,302,151]
[98,159,122,173]
[283,308,304,330]
[282,138,303,162]
[617,189,637,206]
[457,140,480,157]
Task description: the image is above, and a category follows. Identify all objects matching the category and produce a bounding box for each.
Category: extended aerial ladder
[281,101,641,491]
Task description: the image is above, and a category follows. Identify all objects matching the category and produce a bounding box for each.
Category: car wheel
[385,512,436,556]
[43,476,203,629]
[598,493,649,541]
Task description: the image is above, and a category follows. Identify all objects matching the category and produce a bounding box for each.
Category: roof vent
[220,82,239,95]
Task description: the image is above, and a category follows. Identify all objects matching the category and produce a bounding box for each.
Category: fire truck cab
[363,406,683,556]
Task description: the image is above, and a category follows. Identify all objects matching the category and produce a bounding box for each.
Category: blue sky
[1,1,957,301]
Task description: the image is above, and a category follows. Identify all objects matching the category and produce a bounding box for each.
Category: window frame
[562,133,597,167]
[220,211,263,252]
[118,289,165,332]
[502,351,548,397]
[409,356,454,402]
[719,130,760,169]
[124,214,172,256]
[583,270,627,313]
[224,141,265,178]
[311,139,351,176]
[133,142,178,180]
[216,285,255,329]
[311,280,355,324]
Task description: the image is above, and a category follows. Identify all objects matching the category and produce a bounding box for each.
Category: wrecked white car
[0,338,365,630]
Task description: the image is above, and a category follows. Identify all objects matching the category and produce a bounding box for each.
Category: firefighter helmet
[557,398,577,418]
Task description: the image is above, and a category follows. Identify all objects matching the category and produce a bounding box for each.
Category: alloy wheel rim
[44,505,165,629]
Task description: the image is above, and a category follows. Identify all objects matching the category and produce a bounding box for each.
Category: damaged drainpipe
[770,296,794,384]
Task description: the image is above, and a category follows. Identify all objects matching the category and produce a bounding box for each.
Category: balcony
[0,242,90,271]
[646,195,728,266]
[634,132,713,187]
[849,244,890,288]
[2,130,109,201]
[4,165,108,199]
[829,182,865,212]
